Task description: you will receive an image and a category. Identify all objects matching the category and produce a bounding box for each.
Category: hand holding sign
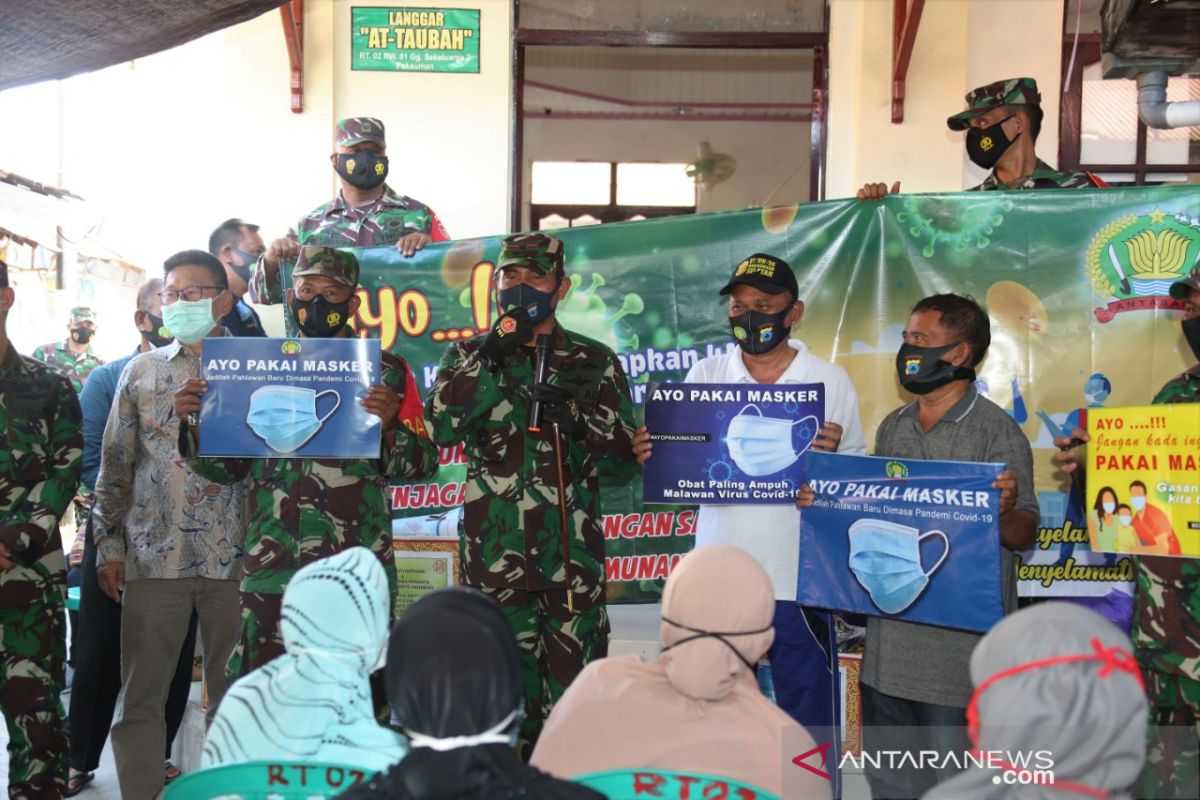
[362,385,401,432]
[174,378,207,429]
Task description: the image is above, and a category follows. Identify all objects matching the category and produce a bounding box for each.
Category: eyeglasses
[158,285,223,304]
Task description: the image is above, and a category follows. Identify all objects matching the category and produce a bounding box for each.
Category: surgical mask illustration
[725,404,819,477]
[847,519,950,615]
[246,386,342,454]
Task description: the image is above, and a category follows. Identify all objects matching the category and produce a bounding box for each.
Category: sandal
[165,761,182,783]
[65,770,94,797]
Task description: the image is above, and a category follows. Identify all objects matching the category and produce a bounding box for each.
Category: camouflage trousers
[1135,668,1200,799]
[225,591,287,682]
[478,585,609,755]
[0,602,68,800]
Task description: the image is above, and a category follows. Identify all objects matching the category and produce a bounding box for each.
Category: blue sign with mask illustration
[642,382,824,505]
[798,451,1004,632]
[198,337,382,459]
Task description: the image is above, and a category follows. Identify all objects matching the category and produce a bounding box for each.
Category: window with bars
[1059,40,1200,185]
[529,160,696,229]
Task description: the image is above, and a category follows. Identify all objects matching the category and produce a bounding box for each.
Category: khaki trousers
[111,577,239,799]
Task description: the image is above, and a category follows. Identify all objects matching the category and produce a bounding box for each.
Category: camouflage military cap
[947,77,1041,130]
[1170,266,1200,300]
[496,233,564,276]
[335,117,386,149]
[70,306,97,323]
[292,246,360,288]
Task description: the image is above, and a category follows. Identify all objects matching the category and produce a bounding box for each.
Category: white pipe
[1136,71,1200,129]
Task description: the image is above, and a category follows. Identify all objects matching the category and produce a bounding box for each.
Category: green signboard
[351,7,480,73]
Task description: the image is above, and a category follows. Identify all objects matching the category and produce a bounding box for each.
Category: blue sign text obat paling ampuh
[642,382,824,505]
[798,451,1004,632]
[309,185,1197,603]
[199,338,382,459]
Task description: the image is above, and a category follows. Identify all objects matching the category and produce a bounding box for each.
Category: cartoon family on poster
[1088,481,1181,556]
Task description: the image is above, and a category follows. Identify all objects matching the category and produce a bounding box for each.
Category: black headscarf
[336,588,601,800]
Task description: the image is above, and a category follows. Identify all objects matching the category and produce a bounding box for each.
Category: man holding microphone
[426,233,645,752]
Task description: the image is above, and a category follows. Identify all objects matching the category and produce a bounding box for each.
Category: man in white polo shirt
[642,253,865,776]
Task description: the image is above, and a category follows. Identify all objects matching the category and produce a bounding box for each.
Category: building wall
[826,0,1066,198]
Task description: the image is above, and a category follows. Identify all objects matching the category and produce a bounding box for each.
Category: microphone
[527,333,551,433]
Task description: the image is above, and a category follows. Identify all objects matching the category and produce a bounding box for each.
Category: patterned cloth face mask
[246,386,341,453]
[847,519,949,614]
[725,404,819,477]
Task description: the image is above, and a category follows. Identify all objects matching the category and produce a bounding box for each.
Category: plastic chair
[65,585,81,612]
[162,761,375,800]
[575,768,781,800]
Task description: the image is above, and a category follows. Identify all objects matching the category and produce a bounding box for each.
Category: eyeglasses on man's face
[158,285,223,304]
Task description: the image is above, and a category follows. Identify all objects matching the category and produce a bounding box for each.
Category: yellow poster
[1088,405,1200,557]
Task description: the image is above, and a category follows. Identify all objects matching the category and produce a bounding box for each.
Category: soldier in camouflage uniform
[1134,268,1200,797]
[250,117,451,336]
[857,78,1104,198]
[1057,267,1200,797]
[32,306,105,393]
[0,258,82,799]
[426,233,641,751]
[176,247,438,678]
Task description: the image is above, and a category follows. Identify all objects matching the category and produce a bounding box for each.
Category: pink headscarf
[532,545,830,799]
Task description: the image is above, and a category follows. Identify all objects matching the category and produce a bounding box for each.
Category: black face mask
[659,616,773,672]
[496,281,559,325]
[729,308,791,356]
[896,341,975,395]
[71,327,94,345]
[141,313,174,348]
[1184,316,1200,362]
[966,115,1018,170]
[227,247,258,284]
[336,151,388,190]
[290,295,351,338]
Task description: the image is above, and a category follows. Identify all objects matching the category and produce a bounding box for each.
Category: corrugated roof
[0,0,285,92]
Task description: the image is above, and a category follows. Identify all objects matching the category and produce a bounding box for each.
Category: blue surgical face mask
[496,281,558,324]
[247,386,341,454]
[1118,514,1133,526]
[1130,496,1147,512]
[848,519,949,615]
[162,297,217,345]
[1102,501,1116,514]
[725,404,819,477]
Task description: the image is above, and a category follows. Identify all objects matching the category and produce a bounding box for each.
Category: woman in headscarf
[202,547,404,773]
[336,587,602,800]
[923,602,1147,800]
[531,544,829,799]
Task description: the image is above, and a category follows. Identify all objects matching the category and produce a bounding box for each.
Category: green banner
[351,7,480,73]
[337,185,1199,603]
